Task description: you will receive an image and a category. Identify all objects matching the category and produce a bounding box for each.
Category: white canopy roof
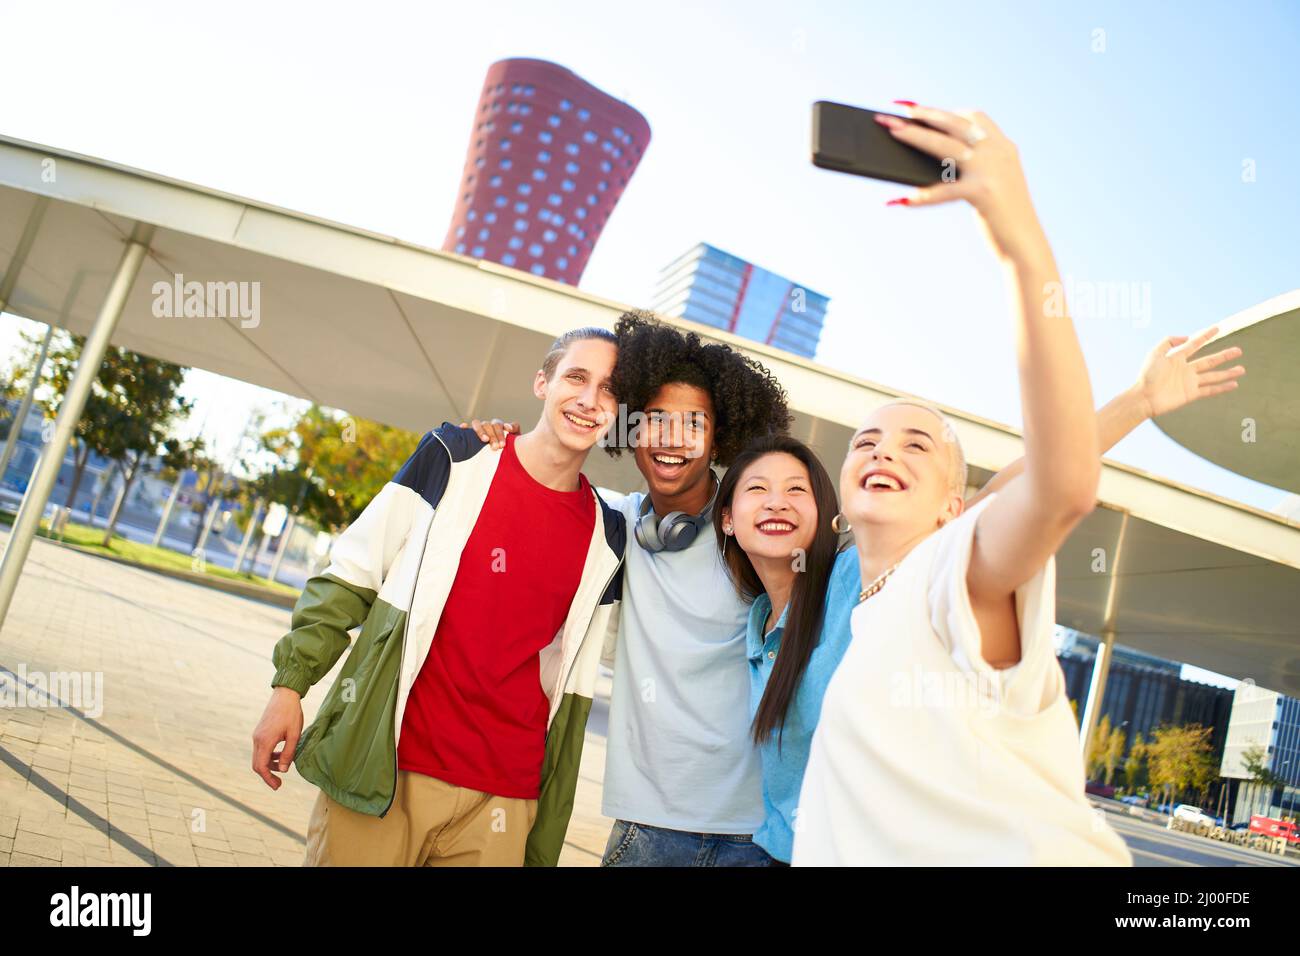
[1155,289,1300,496]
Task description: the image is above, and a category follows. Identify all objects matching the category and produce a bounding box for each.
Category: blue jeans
[600,819,780,867]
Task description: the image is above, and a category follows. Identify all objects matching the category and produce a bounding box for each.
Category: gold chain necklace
[858,562,900,604]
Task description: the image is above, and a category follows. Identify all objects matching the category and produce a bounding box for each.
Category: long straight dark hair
[713,434,841,747]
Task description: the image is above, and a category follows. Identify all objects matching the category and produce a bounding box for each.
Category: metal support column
[1079,511,1130,760]
[0,226,153,633]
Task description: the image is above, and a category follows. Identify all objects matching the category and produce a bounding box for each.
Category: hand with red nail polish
[871,103,1044,265]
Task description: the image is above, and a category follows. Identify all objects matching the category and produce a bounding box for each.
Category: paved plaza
[0,529,613,866]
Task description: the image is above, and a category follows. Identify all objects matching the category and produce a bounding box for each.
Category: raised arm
[968,327,1245,507]
[878,104,1096,666]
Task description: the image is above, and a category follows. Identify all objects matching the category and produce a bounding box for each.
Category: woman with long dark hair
[713,433,855,865]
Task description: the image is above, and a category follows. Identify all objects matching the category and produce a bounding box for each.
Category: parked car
[1173,804,1216,826]
[1120,795,1149,807]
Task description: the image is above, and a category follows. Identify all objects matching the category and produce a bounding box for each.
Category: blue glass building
[650,242,830,359]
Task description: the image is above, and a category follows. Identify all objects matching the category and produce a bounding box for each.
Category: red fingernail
[893,100,918,107]
[885,197,911,206]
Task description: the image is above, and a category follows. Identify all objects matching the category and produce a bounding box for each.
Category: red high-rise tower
[443,58,650,285]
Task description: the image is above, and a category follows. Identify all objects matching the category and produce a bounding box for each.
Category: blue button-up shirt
[746,547,861,862]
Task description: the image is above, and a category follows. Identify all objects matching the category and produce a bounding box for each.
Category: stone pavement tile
[233,852,275,867]
[263,834,306,856]
[1,723,42,744]
[67,786,108,807]
[147,816,189,838]
[191,834,232,853]
[0,814,17,838]
[0,779,27,808]
[141,775,178,794]
[35,739,73,759]
[26,818,78,847]
[220,824,269,845]
[149,836,198,867]
[145,803,186,822]
[9,852,59,866]
[0,835,11,854]
[67,804,109,827]
[60,842,86,867]
[1,745,38,771]
[31,753,72,776]
[106,794,149,816]
[68,781,107,802]
[13,829,62,861]
[64,811,111,842]
[148,806,189,827]
[106,790,148,816]
[269,846,305,867]
[143,800,182,819]
[108,817,153,841]
[17,808,64,837]
[0,759,31,787]
[106,772,144,792]
[64,807,110,832]
[68,772,106,794]
[16,788,67,817]
[228,835,268,856]
[195,853,237,867]
[105,785,144,805]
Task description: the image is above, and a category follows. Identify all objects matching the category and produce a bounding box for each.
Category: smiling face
[533,337,619,453]
[840,402,965,535]
[632,381,715,500]
[722,452,818,566]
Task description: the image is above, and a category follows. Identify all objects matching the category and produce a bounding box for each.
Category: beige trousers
[303,770,538,867]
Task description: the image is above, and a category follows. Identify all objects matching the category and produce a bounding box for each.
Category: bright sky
[1,0,1296,520]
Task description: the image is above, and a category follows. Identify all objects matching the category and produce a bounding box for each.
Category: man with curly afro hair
[593,309,792,867]
[604,309,793,468]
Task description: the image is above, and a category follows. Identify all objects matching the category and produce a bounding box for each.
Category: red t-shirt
[397,433,595,798]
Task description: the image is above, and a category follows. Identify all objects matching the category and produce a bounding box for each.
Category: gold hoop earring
[831,513,851,534]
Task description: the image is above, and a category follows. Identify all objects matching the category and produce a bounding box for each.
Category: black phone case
[811,100,951,187]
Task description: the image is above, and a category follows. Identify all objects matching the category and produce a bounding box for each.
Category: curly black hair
[606,309,792,466]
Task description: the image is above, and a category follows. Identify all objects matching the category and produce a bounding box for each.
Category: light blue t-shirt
[747,547,862,861]
[601,489,764,834]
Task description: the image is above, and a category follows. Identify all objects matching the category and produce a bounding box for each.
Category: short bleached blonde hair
[873,399,968,498]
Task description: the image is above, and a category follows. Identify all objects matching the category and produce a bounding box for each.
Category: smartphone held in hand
[811,100,951,187]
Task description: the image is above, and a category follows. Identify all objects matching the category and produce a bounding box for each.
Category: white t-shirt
[599,489,764,834]
[792,495,1132,866]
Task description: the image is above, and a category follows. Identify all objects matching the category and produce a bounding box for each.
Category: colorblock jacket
[270,423,626,866]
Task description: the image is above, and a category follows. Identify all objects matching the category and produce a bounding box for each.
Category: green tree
[1240,743,1281,819]
[259,405,420,532]
[0,366,23,440]
[30,331,192,527]
[1087,714,1127,786]
[1123,738,1149,792]
[95,352,194,545]
[1147,724,1216,811]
